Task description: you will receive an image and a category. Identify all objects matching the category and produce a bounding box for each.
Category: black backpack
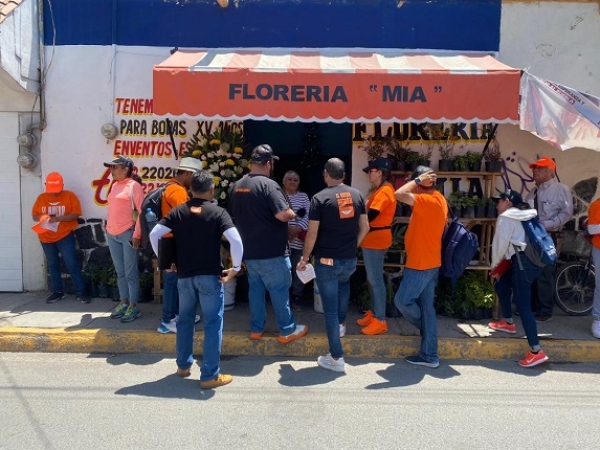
[139,182,174,251]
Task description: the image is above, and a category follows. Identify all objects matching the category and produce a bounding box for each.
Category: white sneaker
[157,320,177,334]
[339,323,346,338]
[317,353,345,373]
[172,315,201,324]
[592,320,600,339]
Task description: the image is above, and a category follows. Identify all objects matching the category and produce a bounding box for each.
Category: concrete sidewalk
[1,292,599,362]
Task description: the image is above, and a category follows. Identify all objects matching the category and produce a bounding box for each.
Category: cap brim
[362,166,370,173]
[272,155,280,160]
[103,162,118,167]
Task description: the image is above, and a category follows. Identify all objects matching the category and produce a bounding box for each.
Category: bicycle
[554,254,596,316]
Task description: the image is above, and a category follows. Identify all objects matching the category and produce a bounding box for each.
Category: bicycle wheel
[554,261,595,316]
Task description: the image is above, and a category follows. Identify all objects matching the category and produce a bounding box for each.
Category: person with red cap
[524,157,573,322]
[31,172,91,304]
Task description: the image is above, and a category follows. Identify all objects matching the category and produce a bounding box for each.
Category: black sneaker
[536,315,553,323]
[77,294,92,304]
[45,292,65,304]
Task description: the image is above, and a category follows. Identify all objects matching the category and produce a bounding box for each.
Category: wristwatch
[414,177,422,185]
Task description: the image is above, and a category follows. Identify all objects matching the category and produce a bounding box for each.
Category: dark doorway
[244,121,353,199]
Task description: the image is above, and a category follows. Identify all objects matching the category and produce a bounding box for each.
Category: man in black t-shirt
[150,170,244,389]
[297,158,369,373]
[229,144,308,344]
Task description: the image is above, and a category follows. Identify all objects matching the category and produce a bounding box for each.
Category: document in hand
[296,263,316,284]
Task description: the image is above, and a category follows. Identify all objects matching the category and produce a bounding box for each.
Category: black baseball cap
[494,189,523,205]
[250,144,280,163]
[104,155,134,170]
[362,157,391,173]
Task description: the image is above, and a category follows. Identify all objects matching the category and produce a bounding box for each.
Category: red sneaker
[518,350,549,368]
[488,320,516,334]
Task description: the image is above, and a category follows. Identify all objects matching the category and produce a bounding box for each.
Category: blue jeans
[314,258,356,359]
[176,275,223,382]
[394,267,440,364]
[161,270,179,323]
[361,248,387,320]
[245,256,296,336]
[106,228,139,304]
[496,253,542,348]
[40,232,85,294]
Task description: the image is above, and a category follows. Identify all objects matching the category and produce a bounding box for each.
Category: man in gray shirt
[525,156,573,322]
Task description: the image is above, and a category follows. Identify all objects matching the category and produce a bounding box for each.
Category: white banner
[520,72,600,152]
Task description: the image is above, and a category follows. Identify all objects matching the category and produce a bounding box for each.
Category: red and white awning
[153,48,520,123]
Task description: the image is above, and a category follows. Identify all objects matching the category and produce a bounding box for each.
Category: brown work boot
[176,367,191,377]
[200,373,233,389]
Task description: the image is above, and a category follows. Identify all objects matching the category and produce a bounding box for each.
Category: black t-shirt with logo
[229,173,290,260]
[309,184,366,260]
[159,198,234,278]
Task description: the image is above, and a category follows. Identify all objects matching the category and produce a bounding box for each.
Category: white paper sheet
[296,263,316,284]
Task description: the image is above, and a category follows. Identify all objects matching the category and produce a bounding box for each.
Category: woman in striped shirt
[283,171,310,311]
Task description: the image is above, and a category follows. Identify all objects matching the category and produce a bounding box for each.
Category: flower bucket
[224,278,237,311]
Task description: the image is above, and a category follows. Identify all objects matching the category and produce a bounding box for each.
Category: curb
[1,327,600,362]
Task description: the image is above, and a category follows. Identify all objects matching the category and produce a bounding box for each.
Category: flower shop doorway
[243,120,353,198]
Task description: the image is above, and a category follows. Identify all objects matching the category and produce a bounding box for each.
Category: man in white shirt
[525,157,573,322]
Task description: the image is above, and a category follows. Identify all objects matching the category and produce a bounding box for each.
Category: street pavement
[0,352,598,450]
[0,291,599,362]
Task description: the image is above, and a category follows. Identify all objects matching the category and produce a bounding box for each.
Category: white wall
[498,0,600,206]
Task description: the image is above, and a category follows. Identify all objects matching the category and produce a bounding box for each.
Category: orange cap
[45,172,64,193]
[31,214,50,234]
[529,156,556,172]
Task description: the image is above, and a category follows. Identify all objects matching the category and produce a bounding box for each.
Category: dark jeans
[40,232,86,294]
[496,252,542,348]
[289,248,305,301]
[532,263,555,316]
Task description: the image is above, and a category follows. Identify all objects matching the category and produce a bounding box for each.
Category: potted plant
[457,271,495,319]
[405,150,421,172]
[94,265,112,299]
[474,196,487,218]
[466,151,483,172]
[452,154,468,172]
[86,266,102,299]
[386,224,407,264]
[139,271,154,303]
[485,196,497,218]
[438,139,454,172]
[384,135,410,171]
[461,195,477,218]
[447,191,464,217]
[360,136,385,163]
[484,139,503,172]
[417,147,433,167]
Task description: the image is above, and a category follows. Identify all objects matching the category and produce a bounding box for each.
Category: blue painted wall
[43,0,501,51]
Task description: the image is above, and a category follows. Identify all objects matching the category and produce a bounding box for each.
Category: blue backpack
[440,209,479,286]
[521,217,557,267]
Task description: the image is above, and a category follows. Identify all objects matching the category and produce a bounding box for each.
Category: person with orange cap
[31,172,90,304]
[524,156,573,322]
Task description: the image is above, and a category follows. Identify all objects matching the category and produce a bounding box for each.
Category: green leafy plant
[447,190,465,208]
[106,266,118,287]
[435,271,494,318]
[452,154,468,171]
[466,151,484,165]
[389,224,407,252]
[405,150,421,164]
[461,195,478,208]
